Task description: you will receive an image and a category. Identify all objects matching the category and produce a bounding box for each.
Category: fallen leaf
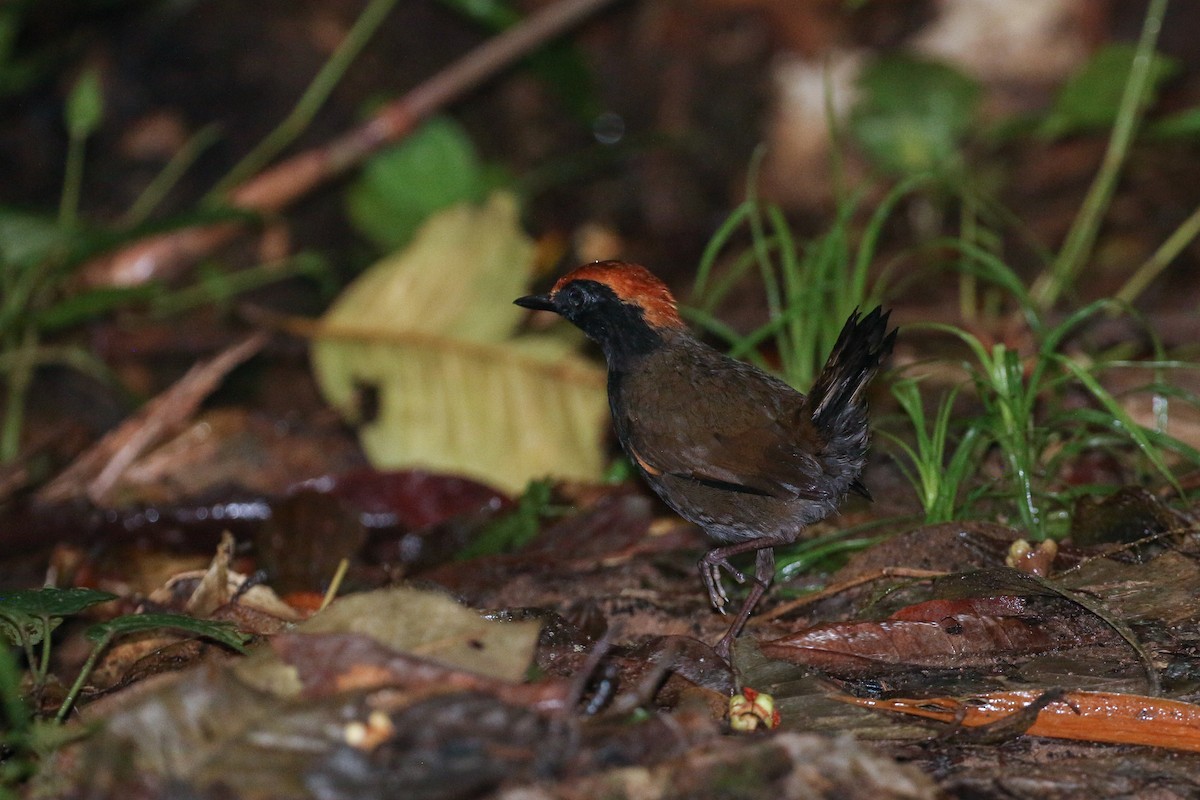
[269,631,568,710]
[235,586,542,697]
[540,731,939,799]
[1061,549,1200,625]
[146,531,303,622]
[296,467,512,530]
[762,594,1116,676]
[311,192,607,492]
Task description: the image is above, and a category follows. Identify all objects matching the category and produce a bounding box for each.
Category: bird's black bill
[514,294,556,312]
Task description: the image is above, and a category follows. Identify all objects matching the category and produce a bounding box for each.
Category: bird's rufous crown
[552,261,684,329]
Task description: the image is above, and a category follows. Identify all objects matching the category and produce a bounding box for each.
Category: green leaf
[1042,43,1179,138]
[0,6,48,99]
[86,614,249,653]
[437,0,520,28]
[0,643,29,737]
[345,117,491,250]
[0,587,116,618]
[65,67,104,140]
[330,192,534,342]
[1148,106,1200,139]
[0,208,70,269]
[0,9,21,65]
[458,479,554,559]
[603,455,636,483]
[0,608,47,647]
[850,55,980,176]
[1053,356,1183,495]
[35,284,161,332]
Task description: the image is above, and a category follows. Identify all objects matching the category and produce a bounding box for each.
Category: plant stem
[149,254,321,318]
[1030,0,1169,311]
[17,632,37,688]
[318,558,349,612]
[211,0,399,197]
[55,629,115,724]
[58,134,85,228]
[35,616,52,687]
[122,124,221,227]
[0,326,37,463]
[1115,200,1200,305]
[959,194,978,323]
[0,344,116,389]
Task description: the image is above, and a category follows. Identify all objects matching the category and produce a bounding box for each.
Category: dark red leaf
[293,468,512,531]
[762,595,1117,676]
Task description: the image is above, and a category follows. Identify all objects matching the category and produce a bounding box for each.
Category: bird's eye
[561,285,586,309]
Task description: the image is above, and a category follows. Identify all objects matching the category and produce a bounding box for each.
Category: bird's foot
[699,554,746,613]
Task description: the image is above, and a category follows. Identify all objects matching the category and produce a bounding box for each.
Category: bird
[515,261,896,659]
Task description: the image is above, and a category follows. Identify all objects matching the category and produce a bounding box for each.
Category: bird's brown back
[610,331,852,543]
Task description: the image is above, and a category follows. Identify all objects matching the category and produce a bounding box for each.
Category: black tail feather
[808,306,896,436]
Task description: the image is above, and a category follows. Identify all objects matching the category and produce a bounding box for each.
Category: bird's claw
[699,555,746,614]
[702,562,727,613]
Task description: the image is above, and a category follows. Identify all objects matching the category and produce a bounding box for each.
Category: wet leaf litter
[4,1,1200,798]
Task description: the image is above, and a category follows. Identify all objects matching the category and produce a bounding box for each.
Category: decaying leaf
[268,632,569,709]
[1061,550,1200,625]
[761,594,1117,676]
[235,585,542,698]
[311,192,607,493]
[300,586,541,681]
[511,731,939,800]
[146,530,303,622]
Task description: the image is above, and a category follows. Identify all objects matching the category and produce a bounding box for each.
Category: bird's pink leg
[699,541,778,658]
[711,547,775,660]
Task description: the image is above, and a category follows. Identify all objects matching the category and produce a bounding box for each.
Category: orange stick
[839,690,1200,752]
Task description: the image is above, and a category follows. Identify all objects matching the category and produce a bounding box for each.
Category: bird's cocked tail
[806,307,896,451]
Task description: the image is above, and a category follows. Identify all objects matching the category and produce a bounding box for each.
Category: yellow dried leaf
[323,192,533,341]
[312,192,607,492]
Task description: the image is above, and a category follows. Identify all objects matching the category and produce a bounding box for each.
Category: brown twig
[35,333,267,506]
[80,0,624,288]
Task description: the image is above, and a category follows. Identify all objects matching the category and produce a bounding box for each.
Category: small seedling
[0,587,248,723]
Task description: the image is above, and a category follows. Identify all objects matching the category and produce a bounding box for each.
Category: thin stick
[35,333,267,505]
[121,124,222,228]
[318,558,350,613]
[80,0,623,288]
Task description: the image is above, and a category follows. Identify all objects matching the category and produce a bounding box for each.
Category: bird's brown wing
[619,347,832,501]
[628,427,830,501]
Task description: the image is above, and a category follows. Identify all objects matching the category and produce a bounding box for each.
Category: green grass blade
[1031,0,1169,310]
[693,200,754,301]
[1053,354,1184,494]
